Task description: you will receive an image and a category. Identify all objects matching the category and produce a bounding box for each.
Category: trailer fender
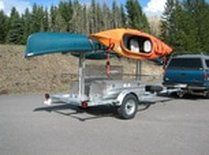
[116,91,139,106]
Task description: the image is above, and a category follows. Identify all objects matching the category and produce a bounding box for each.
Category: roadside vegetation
[0,0,149,45]
[0,0,209,53]
[0,0,209,94]
[161,0,209,52]
[0,44,162,94]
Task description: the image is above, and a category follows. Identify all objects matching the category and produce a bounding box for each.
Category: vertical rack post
[135,60,142,81]
[78,53,85,99]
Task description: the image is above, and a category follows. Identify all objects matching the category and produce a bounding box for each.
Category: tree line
[0,0,209,53]
[0,0,149,45]
[161,0,209,53]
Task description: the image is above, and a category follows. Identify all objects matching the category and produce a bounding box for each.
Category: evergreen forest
[0,0,209,53]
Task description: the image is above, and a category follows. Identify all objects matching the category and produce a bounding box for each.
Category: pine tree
[184,0,209,52]
[120,4,127,27]
[55,10,66,32]
[96,3,103,32]
[112,0,122,28]
[31,4,46,32]
[0,11,8,43]
[161,0,209,53]
[38,6,46,32]
[49,6,57,32]
[22,8,32,44]
[31,4,40,32]
[42,8,49,32]
[201,3,209,52]
[172,3,196,51]
[70,0,83,33]
[101,2,112,30]
[125,0,150,32]
[82,5,90,34]
[160,0,184,50]
[6,7,24,44]
[89,0,98,33]
[58,0,73,32]
[161,0,176,44]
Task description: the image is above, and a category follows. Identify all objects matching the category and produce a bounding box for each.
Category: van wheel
[118,94,138,119]
[177,90,185,98]
[206,91,209,98]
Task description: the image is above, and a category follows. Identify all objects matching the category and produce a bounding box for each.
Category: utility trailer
[46,53,180,119]
[25,29,174,119]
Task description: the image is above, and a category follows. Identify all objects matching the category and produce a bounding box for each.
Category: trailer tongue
[25,28,173,119]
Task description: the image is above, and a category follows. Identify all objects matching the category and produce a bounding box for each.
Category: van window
[206,60,209,68]
[167,58,202,70]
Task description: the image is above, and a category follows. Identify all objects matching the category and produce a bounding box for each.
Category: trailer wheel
[118,94,138,119]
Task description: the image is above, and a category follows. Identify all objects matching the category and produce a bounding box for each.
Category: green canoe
[25,32,114,60]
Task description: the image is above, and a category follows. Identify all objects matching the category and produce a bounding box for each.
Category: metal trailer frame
[47,53,179,119]
[25,31,174,119]
[50,54,143,104]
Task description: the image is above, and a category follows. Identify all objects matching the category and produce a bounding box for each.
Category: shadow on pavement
[34,104,117,121]
[164,93,209,100]
[33,97,173,121]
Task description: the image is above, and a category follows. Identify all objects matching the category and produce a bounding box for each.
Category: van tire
[206,90,209,98]
[177,90,185,98]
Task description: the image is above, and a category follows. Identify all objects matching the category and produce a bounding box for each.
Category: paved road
[0,94,209,155]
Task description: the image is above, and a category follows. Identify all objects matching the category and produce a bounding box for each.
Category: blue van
[163,54,209,97]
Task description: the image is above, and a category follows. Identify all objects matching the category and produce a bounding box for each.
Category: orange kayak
[90,28,172,60]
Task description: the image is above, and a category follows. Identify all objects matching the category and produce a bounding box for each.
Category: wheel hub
[125,99,136,115]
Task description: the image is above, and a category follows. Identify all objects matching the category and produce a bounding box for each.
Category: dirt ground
[0,44,163,94]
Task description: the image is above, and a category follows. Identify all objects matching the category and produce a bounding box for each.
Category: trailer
[25,28,173,119]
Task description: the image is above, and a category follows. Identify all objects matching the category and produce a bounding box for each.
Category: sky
[0,0,167,16]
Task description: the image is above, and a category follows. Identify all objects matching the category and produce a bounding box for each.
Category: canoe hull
[25,32,111,60]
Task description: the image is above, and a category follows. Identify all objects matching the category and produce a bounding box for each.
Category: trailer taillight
[44,93,51,105]
[81,101,88,108]
[45,93,50,100]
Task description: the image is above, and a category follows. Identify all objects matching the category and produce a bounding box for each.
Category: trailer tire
[118,94,138,119]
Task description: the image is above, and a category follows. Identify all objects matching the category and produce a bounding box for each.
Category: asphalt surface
[0,94,209,155]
